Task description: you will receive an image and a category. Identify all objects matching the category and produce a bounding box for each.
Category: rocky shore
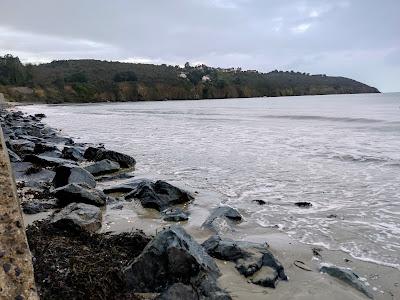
[1,105,395,299]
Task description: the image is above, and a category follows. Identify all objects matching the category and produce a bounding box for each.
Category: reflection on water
[21,93,400,269]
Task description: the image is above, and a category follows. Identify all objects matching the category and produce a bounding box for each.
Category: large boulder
[12,162,56,182]
[103,181,141,194]
[50,202,102,232]
[202,206,242,232]
[52,183,107,207]
[9,139,35,155]
[52,164,96,188]
[84,159,120,176]
[34,142,58,154]
[24,154,77,168]
[61,146,85,161]
[320,265,373,299]
[84,146,136,168]
[125,179,194,211]
[202,235,287,288]
[124,225,230,299]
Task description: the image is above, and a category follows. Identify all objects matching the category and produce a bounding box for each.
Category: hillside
[0,55,379,103]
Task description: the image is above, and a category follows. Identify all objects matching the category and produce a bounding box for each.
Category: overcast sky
[0,0,399,92]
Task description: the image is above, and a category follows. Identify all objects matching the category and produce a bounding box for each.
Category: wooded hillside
[0,55,379,103]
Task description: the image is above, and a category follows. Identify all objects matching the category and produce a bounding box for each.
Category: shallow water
[21,93,400,269]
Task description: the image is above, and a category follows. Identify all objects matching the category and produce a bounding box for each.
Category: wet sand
[78,177,400,300]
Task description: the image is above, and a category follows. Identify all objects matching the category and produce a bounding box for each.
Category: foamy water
[21,93,400,269]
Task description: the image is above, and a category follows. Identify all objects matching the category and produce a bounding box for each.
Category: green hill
[0,54,379,103]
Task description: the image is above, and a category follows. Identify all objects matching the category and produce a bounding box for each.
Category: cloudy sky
[0,0,399,92]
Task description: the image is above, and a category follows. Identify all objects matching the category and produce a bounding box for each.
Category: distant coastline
[0,54,379,104]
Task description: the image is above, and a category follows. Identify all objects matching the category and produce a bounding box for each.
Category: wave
[262,114,383,124]
[330,154,400,165]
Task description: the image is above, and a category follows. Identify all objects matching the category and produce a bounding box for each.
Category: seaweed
[26,220,151,300]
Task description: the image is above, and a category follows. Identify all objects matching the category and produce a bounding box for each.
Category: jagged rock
[103,182,140,194]
[162,208,189,222]
[84,146,136,168]
[9,139,35,155]
[124,179,194,211]
[34,142,58,154]
[51,202,102,232]
[34,113,46,119]
[124,225,229,299]
[8,149,21,162]
[202,206,242,232]
[52,164,96,188]
[202,235,287,288]
[201,235,253,261]
[52,183,107,207]
[84,159,120,176]
[24,154,77,168]
[320,265,373,299]
[62,146,85,161]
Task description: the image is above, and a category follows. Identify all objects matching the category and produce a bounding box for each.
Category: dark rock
[202,235,287,288]
[250,266,279,288]
[62,146,85,161]
[320,265,373,299]
[24,154,77,168]
[202,235,255,261]
[22,200,57,214]
[52,183,107,207]
[202,206,242,232]
[8,149,21,162]
[51,202,102,232]
[34,142,58,154]
[97,172,135,182]
[52,164,96,188]
[252,199,266,205]
[12,162,56,182]
[295,202,312,208]
[124,225,228,299]
[125,179,194,211]
[84,159,120,176]
[9,139,35,155]
[96,172,135,182]
[34,113,46,119]
[162,208,189,222]
[84,146,136,168]
[156,283,198,300]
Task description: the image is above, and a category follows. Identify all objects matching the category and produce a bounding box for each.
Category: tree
[113,71,138,82]
[65,72,88,83]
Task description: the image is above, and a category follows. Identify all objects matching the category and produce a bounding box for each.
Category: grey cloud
[0,0,399,91]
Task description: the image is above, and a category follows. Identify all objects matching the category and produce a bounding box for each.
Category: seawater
[21,93,400,269]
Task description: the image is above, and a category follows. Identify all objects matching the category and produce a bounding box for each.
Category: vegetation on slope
[0,54,379,103]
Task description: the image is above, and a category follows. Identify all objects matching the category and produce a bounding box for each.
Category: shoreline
[1,101,399,299]
[6,90,384,107]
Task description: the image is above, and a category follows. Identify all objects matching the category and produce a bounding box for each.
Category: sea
[21,92,400,269]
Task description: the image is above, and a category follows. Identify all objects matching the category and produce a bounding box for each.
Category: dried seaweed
[27,220,151,300]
